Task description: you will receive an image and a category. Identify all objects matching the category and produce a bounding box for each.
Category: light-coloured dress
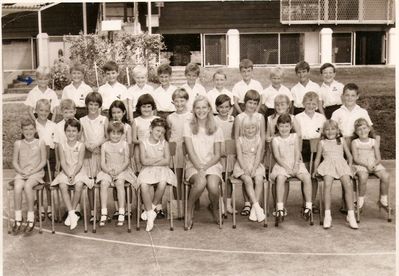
[317,138,353,179]
[167,111,193,168]
[134,115,159,141]
[352,138,385,173]
[214,115,235,172]
[137,139,177,186]
[80,115,107,177]
[183,123,224,181]
[14,139,45,183]
[51,141,92,187]
[96,140,138,188]
[233,136,265,178]
[235,112,263,137]
[270,133,309,181]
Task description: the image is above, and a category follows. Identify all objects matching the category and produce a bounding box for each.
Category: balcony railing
[281,0,395,24]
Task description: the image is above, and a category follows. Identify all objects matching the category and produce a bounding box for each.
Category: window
[240,34,278,64]
[280,34,304,64]
[204,34,226,66]
[332,33,352,63]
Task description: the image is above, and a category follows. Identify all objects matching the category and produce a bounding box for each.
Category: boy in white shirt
[232,59,263,115]
[181,63,206,111]
[61,63,92,119]
[54,99,77,147]
[207,69,234,114]
[24,66,59,122]
[127,65,154,122]
[318,63,344,119]
[290,61,321,115]
[151,64,177,119]
[261,66,292,120]
[98,61,128,116]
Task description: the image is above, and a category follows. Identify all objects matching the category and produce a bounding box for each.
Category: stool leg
[319,180,324,226]
[170,185,174,231]
[57,189,62,222]
[7,189,11,234]
[264,180,268,227]
[232,183,236,229]
[127,186,131,233]
[355,179,360,223]
[218,182,222,229]
[176,180,182,220]
[38,190,42,234]
[92,187,97,233]
[184,184,188,231]
[51,188,55,234]
[387,181,392,223]
[83,187,88,233]
[136,188,140,231]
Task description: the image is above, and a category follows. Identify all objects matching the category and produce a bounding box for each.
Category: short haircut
[103,61,118,72]
[36,66,51,78]
[244,89,260,103]
[150,117,168,130]
[343,83,359,95]
[275,113,292,134]
[212,69,227,80]
[70,63,85,74]
[157,63,172,76]
[60,99,76,111]
[85,91,103,107]
[302,91,319,105]
[36,99,51,110]
[64,118,81,132]
[274,94,291,106]
[320,63,335,74]
[133,65,148,77]
[239,59,254,70]
[109,100,129,124]
[136,93,156,116]
[107,121,125,134]
[21,117,36,129]
[321,119,342,144]
[241,115,259,133]
[215,94,231,107]
[295,61,310,73]
[172,88,189,100]
[353,118,376,139]
[270,66,284,78]
[185,63,200,77]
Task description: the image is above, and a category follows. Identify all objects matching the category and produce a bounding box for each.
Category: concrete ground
[3,161,396,276]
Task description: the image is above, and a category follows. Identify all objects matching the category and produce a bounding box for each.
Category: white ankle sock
[325,209,331,217]
[15,210,22,221]
[358,196,365,207]
[119,208,125,215]
[347,210,355,216]
[226,198,232,207]
[253,202,260,208]
[101,208,107,216]
[47,206,51,212]
[277,202,284,211]
[305,202,312,209]
[380,195,388,205]
[27,211,34,222]
[68,210,76,216]
[156,204,162,211]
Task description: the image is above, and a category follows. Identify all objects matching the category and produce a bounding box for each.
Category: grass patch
[2,67,395,168]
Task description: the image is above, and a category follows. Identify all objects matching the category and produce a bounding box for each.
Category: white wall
[3,40,33,70]
[48,37,65,66]
[304,32,319,64]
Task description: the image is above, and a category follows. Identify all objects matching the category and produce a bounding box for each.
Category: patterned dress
[233,136,265,178]
[352,138,385,173]
[14,139,45,183]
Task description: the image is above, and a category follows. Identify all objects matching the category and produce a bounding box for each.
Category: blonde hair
[302,91,319,105]
[241,116,259,137]
[36,66,51,78]
[190,96,217,135]
[60,99,76,111]
[270,66,284,78]
[321,119,342,144]
[353,118,376,139]
[273,94,291,118]
[133,65,148,77]
[35,99,51,111]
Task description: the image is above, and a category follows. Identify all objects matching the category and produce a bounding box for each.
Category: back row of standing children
[14,58,389,232]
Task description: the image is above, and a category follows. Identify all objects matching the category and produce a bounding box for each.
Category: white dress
[233,136,265,178]
[137,139,177,186]
[352,138,385,173]
[214,115,235,172]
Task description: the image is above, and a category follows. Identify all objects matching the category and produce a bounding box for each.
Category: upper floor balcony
[281,0,395,24]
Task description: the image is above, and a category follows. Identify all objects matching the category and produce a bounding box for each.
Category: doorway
[355,31,385,65]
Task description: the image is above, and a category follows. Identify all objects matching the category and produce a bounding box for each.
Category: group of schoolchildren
[12,58,390,234]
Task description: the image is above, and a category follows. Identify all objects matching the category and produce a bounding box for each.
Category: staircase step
[4,87,33,94]
[9,82,37,88]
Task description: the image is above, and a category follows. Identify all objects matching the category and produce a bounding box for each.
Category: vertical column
[37,33,50,67]
[147,0,152,35]
[387,27,397,65]
[320,28,332,64]
[227,29,240,68]
[83,3,87,35]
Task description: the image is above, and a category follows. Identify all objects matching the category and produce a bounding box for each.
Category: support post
[227,29,240,68]
[320,28,333,64]
[37,33,50,67]
[83,3,87,35]
[387,27,397,65]
[147,0,152,34]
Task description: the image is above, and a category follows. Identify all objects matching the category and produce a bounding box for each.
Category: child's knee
[157,181,167,189]
[75,182,84,191]
[100,181,110,189]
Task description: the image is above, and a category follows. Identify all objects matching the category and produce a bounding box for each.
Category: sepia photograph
[1,1,396,275]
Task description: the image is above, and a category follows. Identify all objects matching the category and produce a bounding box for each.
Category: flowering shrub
[51,56,70,90]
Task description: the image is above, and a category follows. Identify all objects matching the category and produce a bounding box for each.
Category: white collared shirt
[35,119,57,149]
[24,86,59,113]
[232,79,263,103]
[151,85,177,112]
[295,111,326,139]
[261,84,292,108]
[54,119,67,145]
[126,84,154,111]
[98,81,128,110]
[331,104,372,137]
[62,82,92,107]
[290,80,320,108]
[181,82,207,111]
[319,80,344,107]
[207,88,234,114]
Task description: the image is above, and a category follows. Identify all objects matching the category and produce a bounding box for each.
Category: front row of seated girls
[12,90,390,233]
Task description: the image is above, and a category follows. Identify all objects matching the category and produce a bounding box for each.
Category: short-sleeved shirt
[319,80,344,107]
[232,79,263,103]
[262,85,293,108]
[214,115,234,140]
[183,123,224,164]
[24,86,59,113]
[167,112,193,143]
[290,80,320,108]
[331,104,373,137]
[181,82,207,111]
[62,82,92,107]
[126,84,154,111]
[54,119,67,145]
[80,115,107,145]
[98,82,128,110]
[207,88,234,114]
[151,85,177,112]
[295,111,326,139]
[36,119,57,149]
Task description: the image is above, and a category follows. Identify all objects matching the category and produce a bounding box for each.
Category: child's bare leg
[59,183,72,211]
[134,146,141,172]
[206,175,221,222]
[298,174,312,204]
[254,175,263,203]
[283,182,289,205]
[24,179,39,212]
[100,181,110,211]
[13,180,24,211]
[357,172,368,198]
[72,182,84,210]
[323,176,334,211]
[140,184,153,211]
[115,180,125,210]
[276,175,287,210]
[375,170,390,198]
[341,175,354,211]
[187,174,207,224]
[242,186,250,204]
[240,175,257,204]
[153,181,167,206]
[174,168,183,198]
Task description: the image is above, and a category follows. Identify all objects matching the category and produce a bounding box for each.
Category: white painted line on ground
[148,232,163,276]
[4,218,394,257]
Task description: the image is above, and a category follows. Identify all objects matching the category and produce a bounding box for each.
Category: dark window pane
[204,35,226,65]
[280,34,304,64]
[240,34,278,64]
